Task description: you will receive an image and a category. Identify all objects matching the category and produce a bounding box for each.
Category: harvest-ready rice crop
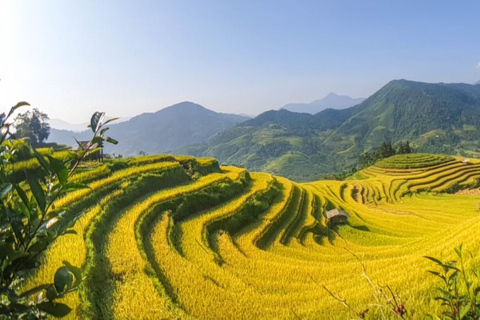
[22,154,480,319]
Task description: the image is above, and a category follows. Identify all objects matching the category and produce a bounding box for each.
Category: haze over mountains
[280,93,364,114]
[48,102,249,155]
[48,79,480,181]
[180,79,480,180]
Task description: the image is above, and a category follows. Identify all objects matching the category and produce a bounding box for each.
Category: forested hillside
[182,80,480,181]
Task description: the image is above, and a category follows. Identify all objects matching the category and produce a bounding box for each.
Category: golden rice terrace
[24,153,480,319]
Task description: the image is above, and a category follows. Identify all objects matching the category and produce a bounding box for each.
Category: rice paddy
[24,153,480,319]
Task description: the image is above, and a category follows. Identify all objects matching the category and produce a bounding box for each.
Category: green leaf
[427,270,442,277]
[14,185,31,211]
[37,301,72,318]
[87,147,102,156]
[7,101,30,118]
[45,285,58,301]
[425,256,444,266]
[26,173,46,212]
[47,156,68,186]
[99,127,109,136]
[74,138,86,151]
[103,117,119,126]
[63,261,83,287]
[19,284,51,298]
[54,266,73,294]
[0,183,12,198]
[106,137,118,145]
[90,112,105,133]
[33,148,50,173]
[454,245,463,258]
[9,215,25,244]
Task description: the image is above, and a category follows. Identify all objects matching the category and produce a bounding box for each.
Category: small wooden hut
[325,209,350,225]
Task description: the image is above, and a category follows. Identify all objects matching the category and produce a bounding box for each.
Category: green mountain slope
[180,80,480,181]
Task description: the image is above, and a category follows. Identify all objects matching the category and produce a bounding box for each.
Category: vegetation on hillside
[375,153,455,169]
[181,80,480,181]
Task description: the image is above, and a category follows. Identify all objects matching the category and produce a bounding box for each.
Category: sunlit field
[24,153,480,319]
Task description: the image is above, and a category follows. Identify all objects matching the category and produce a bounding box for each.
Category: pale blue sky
[1,1,480,123]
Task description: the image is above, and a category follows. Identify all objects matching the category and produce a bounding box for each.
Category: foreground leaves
[0,104,117,318]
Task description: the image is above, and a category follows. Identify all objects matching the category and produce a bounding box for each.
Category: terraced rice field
[24,154,480,319]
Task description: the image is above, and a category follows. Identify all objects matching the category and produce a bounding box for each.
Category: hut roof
[325,209,350,220]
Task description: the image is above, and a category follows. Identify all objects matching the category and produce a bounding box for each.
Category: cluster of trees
[14,108,51,146]
[323,141,412,180]
[359,141,412,168]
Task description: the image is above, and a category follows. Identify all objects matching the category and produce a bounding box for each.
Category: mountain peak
[281,93,365,114]
[324,92,340,98]
[162,101,207,112]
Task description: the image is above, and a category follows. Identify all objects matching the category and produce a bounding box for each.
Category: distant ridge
[49,116,129,132]
[281,93,364,114]
[182,79,480,181]
[48,119,88,132]
[48,101,249,156]
[475,80,480,85]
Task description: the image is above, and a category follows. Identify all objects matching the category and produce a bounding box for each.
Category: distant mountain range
[48,116,130,132]
[280,93,364,114]
[47,81,480,181]
[47,102,249,156]
[180,80,480,181]
[48,119,89,132]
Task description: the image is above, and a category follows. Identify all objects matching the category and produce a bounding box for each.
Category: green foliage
[425,245,480,319]
[108,160,130,172]
[322,167,358,180]
[183,80,480,181]
[359,141,414,169]
[375,153,455,169]
[0,103,117,318]
[14,108,51,147]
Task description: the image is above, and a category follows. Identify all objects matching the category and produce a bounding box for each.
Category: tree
[378,142,396,158]
[397,141,412,154]
[0,102,118,318]
[14,108,51,146]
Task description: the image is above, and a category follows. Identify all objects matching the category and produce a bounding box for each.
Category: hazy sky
[1,1,480,123]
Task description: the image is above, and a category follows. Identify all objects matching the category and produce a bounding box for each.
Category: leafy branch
[425,245,480,319]
[0,103,117,319]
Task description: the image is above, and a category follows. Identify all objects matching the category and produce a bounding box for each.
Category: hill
[181,80,480,181]
[48,102,249,156]
[281,92,365,114]
[22,153,480,318]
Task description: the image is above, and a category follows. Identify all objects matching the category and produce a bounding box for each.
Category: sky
[1,1,480,123]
